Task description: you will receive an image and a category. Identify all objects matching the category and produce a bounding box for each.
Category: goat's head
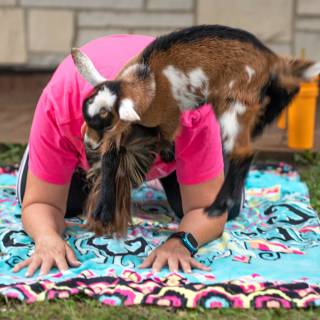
[71,48,156,151]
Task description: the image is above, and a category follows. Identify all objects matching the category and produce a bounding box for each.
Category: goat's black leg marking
[92,147,119,224]
[252,76,299,138]
[205,155,254,217]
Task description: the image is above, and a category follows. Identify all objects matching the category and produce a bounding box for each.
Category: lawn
[0,143,319,319]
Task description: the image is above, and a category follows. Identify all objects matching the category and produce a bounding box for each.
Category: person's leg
[16,145,89,218]
[16,145,30,207]
[159,152,245,221]
[65,168,90,217]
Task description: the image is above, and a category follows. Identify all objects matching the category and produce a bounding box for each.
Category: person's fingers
[39,258,54,276]
[65,245,81,267]
[168,257,179,273]
[25,257,42,277]
[189,258,211,271]
[54,255,69,274]
[12,258,32,273]
[179,258,192,273]
[151,255,166,273]
[139,251,156,269]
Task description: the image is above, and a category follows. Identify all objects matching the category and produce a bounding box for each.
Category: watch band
[167,232,198,256]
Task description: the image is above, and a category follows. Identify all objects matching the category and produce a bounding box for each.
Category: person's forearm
[177,209,227,246]
[22,203,66,242]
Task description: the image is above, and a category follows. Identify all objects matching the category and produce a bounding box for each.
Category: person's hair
[85,124,160,236]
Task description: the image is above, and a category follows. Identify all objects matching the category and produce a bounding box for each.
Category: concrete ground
[0,72,51,143]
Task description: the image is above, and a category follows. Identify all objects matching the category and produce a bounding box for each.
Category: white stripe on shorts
[16,144,29,206]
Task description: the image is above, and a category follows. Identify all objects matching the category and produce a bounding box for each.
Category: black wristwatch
[167,232,198,256]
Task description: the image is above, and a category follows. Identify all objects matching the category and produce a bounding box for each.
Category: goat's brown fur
[74,25,319,236]
[97,39,303,157]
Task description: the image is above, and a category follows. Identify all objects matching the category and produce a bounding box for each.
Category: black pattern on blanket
[0,163,319,308]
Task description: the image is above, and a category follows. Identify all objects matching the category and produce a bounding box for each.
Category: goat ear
[119,98,140,122]
[288,58,320,81]
[71,48,107,87]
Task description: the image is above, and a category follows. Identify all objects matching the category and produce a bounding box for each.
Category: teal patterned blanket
[0,163,319,308]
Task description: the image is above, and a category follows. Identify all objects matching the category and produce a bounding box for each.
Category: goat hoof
[86,215,109,236]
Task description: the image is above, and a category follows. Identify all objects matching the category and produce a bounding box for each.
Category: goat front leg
[91,146,119,227]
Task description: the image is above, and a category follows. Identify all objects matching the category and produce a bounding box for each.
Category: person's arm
[13,170,81,277]
[140,172,227,273]
[178,172,227,244]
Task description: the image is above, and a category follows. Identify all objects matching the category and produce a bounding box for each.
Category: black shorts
[16,145,244,220]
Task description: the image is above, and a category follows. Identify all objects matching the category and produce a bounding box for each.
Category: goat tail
[285,57,320,81]
[274,56,320,90]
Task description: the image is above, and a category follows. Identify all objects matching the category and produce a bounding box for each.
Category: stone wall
[0,0,319,69]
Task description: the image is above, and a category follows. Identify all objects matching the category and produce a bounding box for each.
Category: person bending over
[13,34,244,277]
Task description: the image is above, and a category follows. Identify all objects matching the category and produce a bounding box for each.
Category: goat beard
[85,124,160,237]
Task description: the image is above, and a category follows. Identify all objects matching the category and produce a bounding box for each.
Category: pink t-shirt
[28,34,224,185]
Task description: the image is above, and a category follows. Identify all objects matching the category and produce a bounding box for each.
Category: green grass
[0,144,319,319]
[0,143,26,166]
[0,297,319,320]
[295,151,320,212]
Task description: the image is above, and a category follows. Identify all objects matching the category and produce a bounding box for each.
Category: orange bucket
[277,109,287,129]
[287,79,319,149]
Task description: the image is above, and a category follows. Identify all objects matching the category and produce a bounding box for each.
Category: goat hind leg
[205,118,254,218]
[205,154,253,217]
[205,98,259,218]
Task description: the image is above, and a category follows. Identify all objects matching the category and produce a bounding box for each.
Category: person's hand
[139,238,210,273]
[12,232,81,277]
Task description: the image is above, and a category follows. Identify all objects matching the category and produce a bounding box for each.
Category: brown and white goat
[72,25,320,236]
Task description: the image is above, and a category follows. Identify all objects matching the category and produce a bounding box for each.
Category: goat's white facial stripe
[87,87,117,118]
[219,101,246,152]
[163,65,209,110]
[119,98,140,121]
[303,62,320,80]
[245,65,255,83]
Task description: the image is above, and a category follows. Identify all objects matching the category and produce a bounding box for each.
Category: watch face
[186,233,198,248]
